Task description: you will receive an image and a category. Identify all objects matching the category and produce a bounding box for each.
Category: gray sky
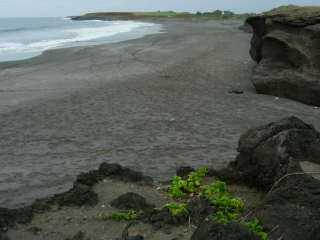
[0,0,319,17]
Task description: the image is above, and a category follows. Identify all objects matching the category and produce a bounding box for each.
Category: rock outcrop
[229,116,320,240]
[246,5,320,106]
[230,116,320,191]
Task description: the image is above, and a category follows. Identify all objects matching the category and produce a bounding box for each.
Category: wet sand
[0,20,319,208]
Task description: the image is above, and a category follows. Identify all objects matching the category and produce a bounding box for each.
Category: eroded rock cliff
[246,6,320,106]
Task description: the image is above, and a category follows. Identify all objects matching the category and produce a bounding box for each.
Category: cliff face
[246,6,320,106]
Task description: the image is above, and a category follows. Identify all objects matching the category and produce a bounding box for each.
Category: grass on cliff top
[80,10,253,20]
[264,5,320,18]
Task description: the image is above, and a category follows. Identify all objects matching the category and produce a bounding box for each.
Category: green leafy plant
[203,181,244,213]
[211,210,239,224]
[168,167,208,198]
[168,176,187,198]
[165,202,189,216]
[210,195,244,213]
[202,180,244,225]
[244,218,268,240]
[185,167,208,193]
[99,210,138,221]
[202,180,227,197]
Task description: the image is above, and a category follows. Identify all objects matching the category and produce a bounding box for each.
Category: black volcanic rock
[53,183,98,207]
[230,116,320,191]
[246,5,320,106]
[191,221,260,240]
[99,163,153,184]
[256,174,320,240]
[110,192,154,211]
[229,116,320,240]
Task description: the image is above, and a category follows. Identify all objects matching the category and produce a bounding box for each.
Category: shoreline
[0,19,319,209]
[0,19,163,65]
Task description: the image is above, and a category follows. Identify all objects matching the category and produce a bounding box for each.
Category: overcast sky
[0,0,319,17]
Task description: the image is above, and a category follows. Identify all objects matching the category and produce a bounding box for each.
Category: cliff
[246,5,320,106]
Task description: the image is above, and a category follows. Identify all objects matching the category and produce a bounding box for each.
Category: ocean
[0,17,161,62]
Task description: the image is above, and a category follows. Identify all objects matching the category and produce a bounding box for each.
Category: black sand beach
[0,19,320,208]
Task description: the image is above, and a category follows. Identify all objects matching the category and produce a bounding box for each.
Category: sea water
[0,17,161,62]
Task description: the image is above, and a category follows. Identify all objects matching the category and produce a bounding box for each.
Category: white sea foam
[0,21,155,54]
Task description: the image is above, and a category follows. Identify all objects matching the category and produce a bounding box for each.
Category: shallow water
[0,18,161,61]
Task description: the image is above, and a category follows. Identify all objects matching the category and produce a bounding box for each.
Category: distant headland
[71,10,255,21]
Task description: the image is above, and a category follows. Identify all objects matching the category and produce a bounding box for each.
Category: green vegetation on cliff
[72,10,254,21]
[264,4,320,17]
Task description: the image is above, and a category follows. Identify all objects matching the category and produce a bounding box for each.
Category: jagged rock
[99,163,123,176]
[191,221,260,240]
[230,116,320,191]
[99,163,153,184]
[229,116,320,240]
[246,5,320,106]
[76,170,104,186]
[53,183,98,207]
[110,192,154,210]
[256,174,320,240]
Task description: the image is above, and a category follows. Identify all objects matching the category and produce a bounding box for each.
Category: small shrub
[202,181,244,213]
[168,176,187,198]
[202,180,244,225]
[211,210,239,224]
[185,167,208,193]
[244,218,268,240]
[98,210,138,221]
[202,180,227,197]
[210,195,244,213]
[165,202,188,216]
[168,167,208,198]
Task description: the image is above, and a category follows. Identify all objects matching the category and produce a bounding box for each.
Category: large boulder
[230,116,320,191]
[246,5,320,106]
[256,174,320,240]
[229,116,320,240]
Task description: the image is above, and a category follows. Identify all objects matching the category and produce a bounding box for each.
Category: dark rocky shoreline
[2,116,320,240]
[0,163,153,233]
[1,6,320,240]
